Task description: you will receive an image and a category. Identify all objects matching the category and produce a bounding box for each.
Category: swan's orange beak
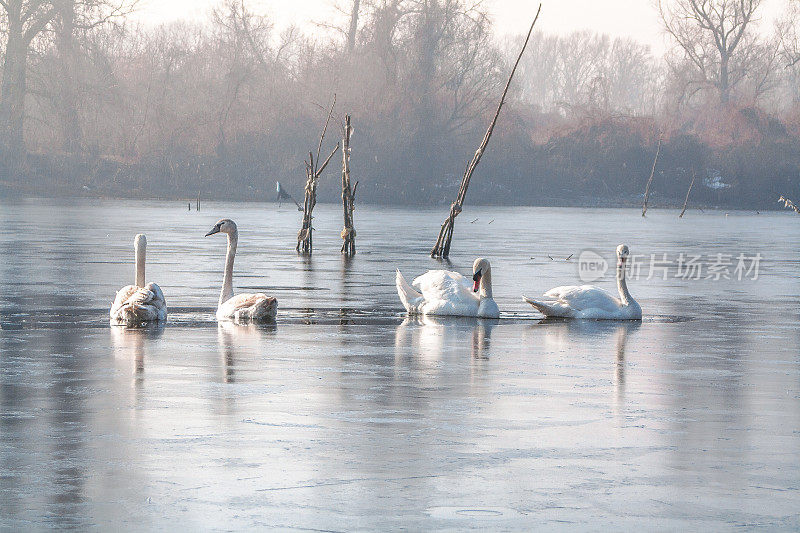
[472,271,482,293]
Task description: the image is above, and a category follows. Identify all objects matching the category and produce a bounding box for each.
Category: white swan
[205,219,277,322]
[396,258,500,318]
[110,234,167,325]
[523,244,642,320]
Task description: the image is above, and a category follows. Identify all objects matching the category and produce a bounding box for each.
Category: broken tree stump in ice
[297,96,340,255]
[340,115,358,256]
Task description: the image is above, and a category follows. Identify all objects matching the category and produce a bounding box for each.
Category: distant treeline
[1,0,800,209]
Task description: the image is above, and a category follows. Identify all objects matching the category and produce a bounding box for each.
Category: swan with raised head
[396,258,500,318]
[110,234,167,325]
[205,219,277,322]
[523,244,641,320]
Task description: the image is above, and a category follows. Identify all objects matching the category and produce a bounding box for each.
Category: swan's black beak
[205,225,220,236]
[472,269,482,293]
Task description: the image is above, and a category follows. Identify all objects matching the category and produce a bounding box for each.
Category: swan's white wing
[410,270,479,316]
[412,270,475,303]
[144,282,168,320]
[523,296,576,318]
[144,282,166,307]
[111,284,168,324]
[396,270,424,313]
[546,284,620,313]
[125,287,156,307]
[219,293,277,322]
[544,285,586,300]
[111,285,138,316]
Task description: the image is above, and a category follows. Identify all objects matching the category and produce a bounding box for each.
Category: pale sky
[132,0,787,57]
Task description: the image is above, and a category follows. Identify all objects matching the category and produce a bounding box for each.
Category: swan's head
[472,257,491,293]
[205,218,237,237]
[134,234,146,249]
[616,244,630,265]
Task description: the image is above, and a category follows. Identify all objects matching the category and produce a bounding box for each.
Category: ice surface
[1,199,798,529]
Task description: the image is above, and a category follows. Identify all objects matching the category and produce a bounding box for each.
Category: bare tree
[0,0,59,167]
[658,0,764,104]
[0,0,135,169]
[777,0,800,67]
[347,0,360,52]
[53,0,135,154]
[55,0,82,153]
[517,31,660,116]
[211,0,259,158]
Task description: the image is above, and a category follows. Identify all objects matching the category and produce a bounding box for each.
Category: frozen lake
[1,199,799,530]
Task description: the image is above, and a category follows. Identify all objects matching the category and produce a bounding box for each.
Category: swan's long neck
[616,261,632,306]
[135,239,146,288]
[480,267,493,299]
[220,230,238,306]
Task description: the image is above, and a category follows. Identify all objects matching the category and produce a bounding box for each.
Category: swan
[396,258,500,318]
[205,219,278,322]
[523,244,642,320]
[110,234,167,325]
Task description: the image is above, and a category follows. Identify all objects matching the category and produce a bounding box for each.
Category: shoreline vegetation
[1,121,795,211]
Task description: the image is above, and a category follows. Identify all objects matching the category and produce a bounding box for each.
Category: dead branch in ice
[297,95,340,255]
[340,114,358,256]
[430,4,542,259]
[679,169,696,218]
[641,134,662,217]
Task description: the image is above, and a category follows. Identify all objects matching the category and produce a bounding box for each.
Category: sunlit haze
[133,0,786,56]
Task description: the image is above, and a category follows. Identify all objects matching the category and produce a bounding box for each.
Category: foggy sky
[132,0,786,56]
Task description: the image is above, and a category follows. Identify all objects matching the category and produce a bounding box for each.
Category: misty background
[1,0,800,208]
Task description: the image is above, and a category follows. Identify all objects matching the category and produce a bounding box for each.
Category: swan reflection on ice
[394,315,499,367]
[217,321,275,384]
[110,325,164,393]
[540,319,640,413]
